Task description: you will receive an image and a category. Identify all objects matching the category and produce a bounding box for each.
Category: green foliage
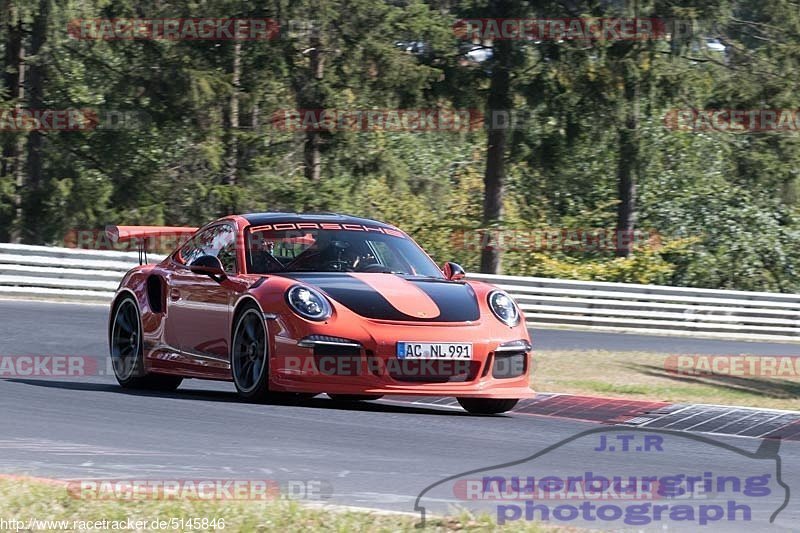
[2,0,800,291]
[516,239,694,285]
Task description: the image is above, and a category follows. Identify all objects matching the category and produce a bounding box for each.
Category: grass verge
[0,478,576,533]
[534,350,800,410]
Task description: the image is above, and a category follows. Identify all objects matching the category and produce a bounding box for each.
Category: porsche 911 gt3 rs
[107,213,533,414]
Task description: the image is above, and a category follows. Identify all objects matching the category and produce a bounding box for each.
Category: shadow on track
[629,362,800,400]
[2,378,476,417]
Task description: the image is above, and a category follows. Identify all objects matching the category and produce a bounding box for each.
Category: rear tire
[457,398,518,415]
[110,295,183,391]
[328,394,384,402]
[231,304,271,402]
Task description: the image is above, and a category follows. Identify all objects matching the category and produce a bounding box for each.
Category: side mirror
[442,261,466,281]
[189,255,227,283]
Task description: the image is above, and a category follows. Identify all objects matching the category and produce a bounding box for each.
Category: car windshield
[246,227,444,277]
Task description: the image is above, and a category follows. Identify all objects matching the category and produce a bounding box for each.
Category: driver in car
[249,233,281,273]
[288,233,376,272]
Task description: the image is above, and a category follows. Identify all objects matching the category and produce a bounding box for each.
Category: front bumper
[267,320,535,399]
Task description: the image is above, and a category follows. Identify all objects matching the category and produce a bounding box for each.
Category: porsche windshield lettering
[246,227,442,276]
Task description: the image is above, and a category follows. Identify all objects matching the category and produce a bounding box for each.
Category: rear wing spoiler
[105,225,198,264]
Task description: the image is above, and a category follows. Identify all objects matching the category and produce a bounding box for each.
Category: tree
[1,0,30,242]
[19,0,49,243]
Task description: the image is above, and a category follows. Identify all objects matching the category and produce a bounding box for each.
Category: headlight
[488,290,519,326]
[286,285,331,321]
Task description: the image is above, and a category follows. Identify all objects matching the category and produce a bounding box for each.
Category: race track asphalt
[0,300,798,530]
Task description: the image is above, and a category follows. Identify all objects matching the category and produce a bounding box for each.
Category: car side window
[178,225,237,273]
[217,237,237,273]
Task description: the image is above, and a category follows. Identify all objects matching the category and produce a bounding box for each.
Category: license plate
[396,342,473,360]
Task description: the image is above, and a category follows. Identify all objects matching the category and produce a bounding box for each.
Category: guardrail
[0,243,163,303]
[469,273,800,342]
[1,243,798,341]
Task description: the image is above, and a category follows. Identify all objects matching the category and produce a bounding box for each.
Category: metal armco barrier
[469,273,800,341]
[1,243,798,341]
[0,243,163,303]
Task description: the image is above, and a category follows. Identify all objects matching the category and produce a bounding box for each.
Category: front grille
[492,351,527,378]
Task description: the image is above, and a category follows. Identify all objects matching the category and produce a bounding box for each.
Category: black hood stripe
[280,273,480,322]
[412,279,480,322]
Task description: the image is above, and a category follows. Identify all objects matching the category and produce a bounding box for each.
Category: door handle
[169,288,180,301]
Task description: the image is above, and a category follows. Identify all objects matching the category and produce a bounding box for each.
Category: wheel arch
[231,294,266,326]
[229,294,271,397]
[108,288,141,346]
[230,295,269,356]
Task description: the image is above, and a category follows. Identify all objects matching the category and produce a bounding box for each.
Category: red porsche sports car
[107,213,533,414]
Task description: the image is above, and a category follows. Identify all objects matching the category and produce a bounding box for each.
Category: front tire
[110,295,182,391]
[231,305,271,402]
[457,398,518,415]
